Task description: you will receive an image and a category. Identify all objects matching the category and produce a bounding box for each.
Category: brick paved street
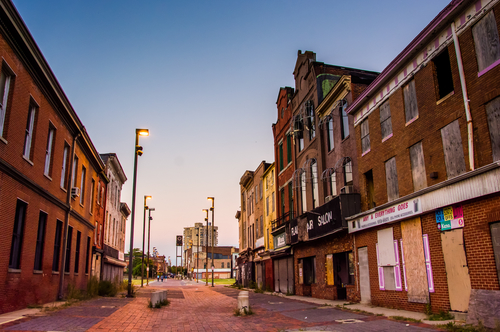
[2,283,442,332]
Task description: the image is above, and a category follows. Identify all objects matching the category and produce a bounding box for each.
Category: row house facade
[0,0,109,314]
[100,153,129,282]
[345,0,500,327]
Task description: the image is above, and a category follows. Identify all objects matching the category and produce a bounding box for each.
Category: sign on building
[176,235,183,246]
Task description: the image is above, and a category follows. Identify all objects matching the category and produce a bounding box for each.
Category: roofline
[346,0,466,115]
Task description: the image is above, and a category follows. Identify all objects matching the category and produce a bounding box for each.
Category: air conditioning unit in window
[71,187,81,198]
[325,195,333,203]
[340,186,354,194]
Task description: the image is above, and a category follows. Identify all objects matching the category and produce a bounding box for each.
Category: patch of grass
[437,321,487,332]
[233,307,242,316]
[249,281,257,289]
[98,280,118,297]
[233,306,254,316]
[428,310,454,321]
[390,316,422,323]
[148,299,170,309]
[254,287,264,294]
[425,303,432,315]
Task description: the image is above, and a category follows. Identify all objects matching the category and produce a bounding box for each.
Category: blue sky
[12,0,451,263]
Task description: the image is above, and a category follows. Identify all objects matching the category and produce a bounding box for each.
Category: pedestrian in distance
[161,275,164,282]
[157,275,159,282]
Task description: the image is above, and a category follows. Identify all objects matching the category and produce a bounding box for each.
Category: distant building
[188,246,238,280]
[183,222,218,251]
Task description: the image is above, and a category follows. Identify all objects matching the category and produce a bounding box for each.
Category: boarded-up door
[401,218,429,303]
[273,260,279,292]
[279,259,288,293]
[256,263,263,289]
[441,229,471,312]
[358,247,371,304]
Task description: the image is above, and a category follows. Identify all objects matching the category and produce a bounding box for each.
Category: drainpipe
[452,22,475,171]
[58,132,81,299]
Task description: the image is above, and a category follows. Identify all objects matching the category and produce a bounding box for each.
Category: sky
[12,0,451,264]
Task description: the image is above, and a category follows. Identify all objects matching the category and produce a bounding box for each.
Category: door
[279,259,288,293]
[287,256,294,294]
[358,247,371,304]
[274,260,279,292]
[441,229,471,312]
[491,222,500,285]
[256,263,263,289]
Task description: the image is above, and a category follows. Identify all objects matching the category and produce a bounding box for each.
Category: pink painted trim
[400,239,408,291]
[394,240,402,291]
[478,58,500,77]
[475,0,482,12]
[394,77,398,85]
[404,68,407,77]
[447,27,452,38]
[405,115,419,126]
[376,244,385,291]
[361,149,371,157]
[423,234,435,293]
[413,59,417,69]
[435,38,440,49]
[382,133,393,143]
[460,14,466,26]
[380,91,383,99]
[386,85,390,93]
[423,49,428,59]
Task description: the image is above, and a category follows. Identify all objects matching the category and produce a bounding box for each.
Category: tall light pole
[202,209,209,286]
[127,128,149,297]
[141,196,152,287]
[208,197,215,287]
[146,207,155,286]
[196,228,200,283]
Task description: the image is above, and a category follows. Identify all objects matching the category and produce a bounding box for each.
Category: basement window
[433,48,454,100]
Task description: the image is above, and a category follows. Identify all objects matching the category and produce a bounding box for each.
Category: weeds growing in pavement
[424,303,433,315]
[249,281,257,289]
[437,321,488,332]
[148,299,170,309]
[390,316,422,323]
[428,310,454,321]
[233,306,254,316]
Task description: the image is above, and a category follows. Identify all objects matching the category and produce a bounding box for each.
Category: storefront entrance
[273,257,294,294]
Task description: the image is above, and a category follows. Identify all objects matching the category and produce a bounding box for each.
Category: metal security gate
[273,257,294,294]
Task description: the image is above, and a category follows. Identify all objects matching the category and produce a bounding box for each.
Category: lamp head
[149,208,155,212]
[136,128,149,136]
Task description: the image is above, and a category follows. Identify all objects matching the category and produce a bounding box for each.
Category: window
[65,226,73,273]
[295,117,304,152]
[344,161,353,186]
[301,256,316,285]
[44,125,56,177]
[94,222,98,245]
[486,96,500,161]
[311,160,319,209]
[72,156,79,188]
[266,196,269,216]
[441,120,466,179]
[221,262,224,268]
[287,134,292,163]
[100,185,105,206]
[380,101,393,141]
[327,117,334,151]
[34,211,47,271]
[330,172,337,196]
[280,188,285,217]
[0,67,12,137]
[260,216,264,238]
[340,103,349,139]
[85,236,91,274]
[259,181,263,200]
[385,157,399,202]
[23,104,36,160]
[53,220,63,271]
[409,142,427,191]
[272,191,275,212]
[365,170,375,209]
[433,48,454,99]
[279,142,284,171]
[306,100,315,140]
[60,144,70,189]
[90,179,95,214]
[403,80,419,124]
[80,166,86,205]
[9,200,27,269]
[288,182,293,218]
[490,222,500,285]
[75,231,81,273]
[472,11,500,74]
[301,171,307,213]
[360,118,370,154]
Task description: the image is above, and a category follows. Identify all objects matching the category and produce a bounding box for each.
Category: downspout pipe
[58,132,81,299]
[452,21,475,171]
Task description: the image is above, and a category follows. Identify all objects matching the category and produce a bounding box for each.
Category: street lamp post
[127,128,149,297]
[141,196,152,287]
[146,207,155,286]
[208,197,215,287]
[202,209,209,286]
[196,228,200,283]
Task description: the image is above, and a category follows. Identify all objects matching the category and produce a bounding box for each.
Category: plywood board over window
[441,120,466,179]
[486,96,500,162]
[326,254,334,286]
[401,217,429,303]
[472,10,500,73]
[410,142,427,191]
[385,157,399,202]
[403,80,419,124]
[377,228,396,266]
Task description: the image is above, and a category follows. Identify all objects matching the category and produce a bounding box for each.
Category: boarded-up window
[377,228,396,266]
[326,254,334,285]
[380,101,393,140]
[403,80,419,124]
[486,96,500,161]
[361,118,370,154]
[441,120,466,179]
[385,157,399,202]
[490,222,500,286]
[401,217,429,303]
[472,11,500,73]
[410,142,427,191]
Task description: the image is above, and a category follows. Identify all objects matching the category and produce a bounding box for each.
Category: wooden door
[441,229,471,312]
[358,247,371,304]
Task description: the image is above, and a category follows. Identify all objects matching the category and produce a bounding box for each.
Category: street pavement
[1,280,442,332]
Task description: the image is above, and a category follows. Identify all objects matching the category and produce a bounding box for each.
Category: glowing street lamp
[127,128,149,297]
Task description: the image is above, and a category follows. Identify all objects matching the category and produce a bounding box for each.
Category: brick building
[189,246,238,280]
[0,0,106,313]
[346,0,500,326]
